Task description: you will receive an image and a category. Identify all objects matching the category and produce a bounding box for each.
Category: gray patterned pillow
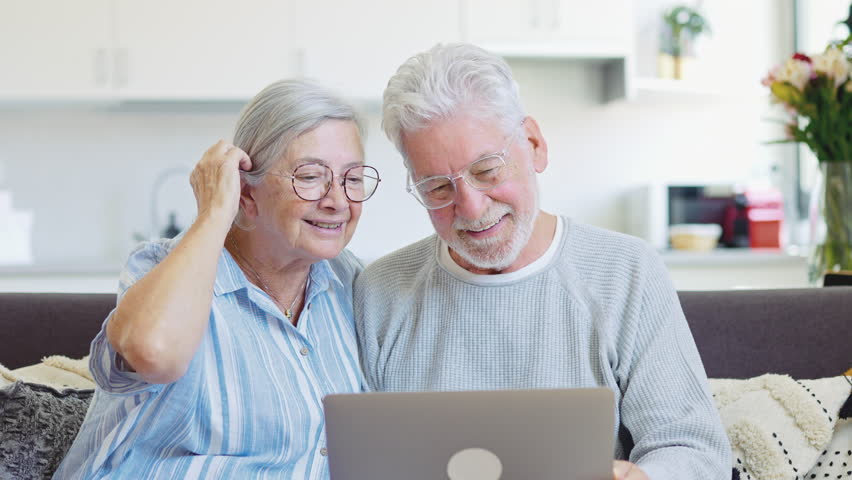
[0,381,93,480]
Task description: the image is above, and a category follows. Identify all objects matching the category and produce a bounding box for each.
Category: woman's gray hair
[381,43,525,164]
[232,79,365,227]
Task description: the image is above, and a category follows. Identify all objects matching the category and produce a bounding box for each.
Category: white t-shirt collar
[438,215,563,285]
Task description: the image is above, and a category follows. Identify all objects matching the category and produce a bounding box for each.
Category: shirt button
[300,346,309,356]
[320,447,328,456]
[307,303,311,310]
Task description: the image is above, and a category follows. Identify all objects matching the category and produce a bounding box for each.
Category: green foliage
[661,5,710,57]
[782,70,852,164]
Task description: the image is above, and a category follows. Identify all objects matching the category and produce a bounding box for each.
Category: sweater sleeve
[615,246,731,479]
[353,268,383,392]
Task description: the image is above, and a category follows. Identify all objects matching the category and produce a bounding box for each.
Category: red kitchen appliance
[722,188,784,248]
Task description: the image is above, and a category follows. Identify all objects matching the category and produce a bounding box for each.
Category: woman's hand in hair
[190,140,252,226]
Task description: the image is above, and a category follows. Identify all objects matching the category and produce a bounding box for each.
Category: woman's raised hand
[190,140,253,225]
[109,140,252,384]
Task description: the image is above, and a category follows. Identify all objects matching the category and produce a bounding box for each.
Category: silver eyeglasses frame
[266,163,381,203]
[406,124,524,210]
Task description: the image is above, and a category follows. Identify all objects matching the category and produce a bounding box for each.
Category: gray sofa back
[1,293,114,369]
[1,289,850,378]
[677,287,851,379]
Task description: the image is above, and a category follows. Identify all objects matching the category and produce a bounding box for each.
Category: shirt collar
[213,248,344,297]
[213,248,250,296]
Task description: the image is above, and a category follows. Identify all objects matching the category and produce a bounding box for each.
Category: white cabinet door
[293,0,461,101]
[463,1,541,42]
[464,0,631,57]
[551,0,631,55]
[113,0,298,100]
[0,0,112,99]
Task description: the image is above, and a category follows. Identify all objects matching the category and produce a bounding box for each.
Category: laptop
[323,388,615,480]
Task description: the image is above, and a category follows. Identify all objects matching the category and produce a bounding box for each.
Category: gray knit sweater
[354,217,730,479]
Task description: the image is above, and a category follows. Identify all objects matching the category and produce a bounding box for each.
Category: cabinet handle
[530,0,541,29]
[295,47,306,77]
[94,49,108,87]
[550,0,560,31]
[113,48,129,88]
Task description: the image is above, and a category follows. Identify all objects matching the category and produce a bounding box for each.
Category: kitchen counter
[0,263,121,275]
[661,247,807,265]
[661,248,809,290]
[0,248,811,292]
[0,263,120,293]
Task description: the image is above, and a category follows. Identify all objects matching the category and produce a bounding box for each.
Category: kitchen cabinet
[462,0,632,58]
[292,0,461,101]
[1,0,297,101]
[0,0,112,99]
[113,0,297,100]
[1,0,457,102]
[462,0,633,101]
[2,0,636,102]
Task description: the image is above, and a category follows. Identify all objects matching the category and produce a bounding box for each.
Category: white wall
[0,106,236,266]
[0,0,800,268]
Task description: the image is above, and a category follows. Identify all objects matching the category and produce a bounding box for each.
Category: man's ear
[523,116,548,173]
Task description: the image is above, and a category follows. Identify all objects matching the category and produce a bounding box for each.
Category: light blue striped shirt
[55,236,365,479]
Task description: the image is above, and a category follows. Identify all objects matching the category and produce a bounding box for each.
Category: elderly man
[355,43,731,480]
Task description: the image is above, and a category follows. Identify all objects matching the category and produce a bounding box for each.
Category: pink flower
[761,65,779,87]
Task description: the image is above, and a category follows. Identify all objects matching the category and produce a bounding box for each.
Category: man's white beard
[447,195,538,271]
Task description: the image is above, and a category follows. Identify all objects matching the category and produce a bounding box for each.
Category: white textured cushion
[803,418,852,479]
[0,355,94,390]
[710,374,851,480]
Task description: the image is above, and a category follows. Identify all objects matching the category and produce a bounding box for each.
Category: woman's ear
[239,179,259,220]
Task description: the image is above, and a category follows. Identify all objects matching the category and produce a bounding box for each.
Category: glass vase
[808,162,852,285]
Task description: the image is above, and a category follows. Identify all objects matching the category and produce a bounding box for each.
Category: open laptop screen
[324,388,615,480]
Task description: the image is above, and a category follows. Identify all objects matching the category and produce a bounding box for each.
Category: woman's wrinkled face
[252,119,364,262]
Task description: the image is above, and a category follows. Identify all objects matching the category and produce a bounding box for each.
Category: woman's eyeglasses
[268,164,381,203]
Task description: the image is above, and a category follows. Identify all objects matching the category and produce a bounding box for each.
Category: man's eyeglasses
[406,127,522,210]
[268,164,381,203]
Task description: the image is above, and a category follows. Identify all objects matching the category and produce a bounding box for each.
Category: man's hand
[613,460,649,480]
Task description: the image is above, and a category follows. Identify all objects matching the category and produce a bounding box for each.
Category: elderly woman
[54,79,380,479]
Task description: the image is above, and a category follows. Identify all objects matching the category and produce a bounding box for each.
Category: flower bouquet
[762,39,852,283]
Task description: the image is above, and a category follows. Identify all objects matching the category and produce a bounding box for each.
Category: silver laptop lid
[323,388,615,480]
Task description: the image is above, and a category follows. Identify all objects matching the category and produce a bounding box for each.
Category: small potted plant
[658,4,710,80]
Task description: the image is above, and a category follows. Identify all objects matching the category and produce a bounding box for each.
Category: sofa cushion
[710,374,851,480]
[803,418,852,480]
[1,355,95,391]
[0,381,93,480]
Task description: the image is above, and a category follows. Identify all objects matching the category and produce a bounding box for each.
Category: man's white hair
[381,43,525,166]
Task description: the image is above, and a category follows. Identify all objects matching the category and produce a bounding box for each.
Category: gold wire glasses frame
[406,126,523,210]
[267,163,381,202]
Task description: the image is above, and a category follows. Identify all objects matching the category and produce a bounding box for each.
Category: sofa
[1,288,850,479]
[3,288,850,376]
